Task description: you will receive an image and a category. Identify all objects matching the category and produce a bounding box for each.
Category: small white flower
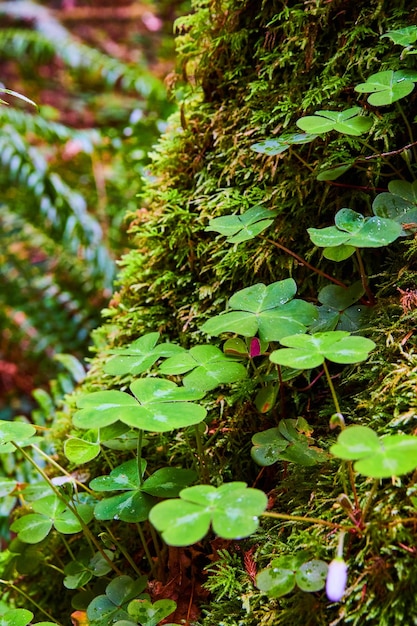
[326,558,348,602]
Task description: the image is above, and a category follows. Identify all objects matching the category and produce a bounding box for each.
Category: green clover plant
[205,205,279,243]
[201,279,317,342]
[331,425,417,478]
[0,609,57,626]
[250,132,317,155]
[104,332,184,377]
[251,418,327,467]
[158,344,248,391]
[73,378,206,432]
[296,107,373,136]
[307,208,402,261]
[149,482,268,546]
[256,552,328,598]
[355,70,417,105]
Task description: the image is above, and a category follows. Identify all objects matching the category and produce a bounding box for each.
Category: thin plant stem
[322,361,341,415]
[355,248,375,305]
[30,443,95,495]
[136,523,156,575]
[322,363,361,512]
[396,102,417,166]
[260,236,348,288]
[148,521,162,563]
[137,429,144,487]
[361,478,380,523]
[0,578,64,625]
[194,423,210,484]
[104,525,143,577]
[13,442,122,575]
[262,511,352,532]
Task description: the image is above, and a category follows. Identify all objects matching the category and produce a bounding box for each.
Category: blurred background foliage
[0,0,188,419]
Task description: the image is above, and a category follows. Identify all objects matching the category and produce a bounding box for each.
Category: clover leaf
[308,208,402,259]
[0,420,37,453]
[205,205,279,243]
[256,552,328,598]
[270,330,375,369]
[355,70,417,105]
[251,419,326,466]
[104,332,184,376]
[0,609,55,626]
[127,598,177,626]
[90,460,196,523]
[86,575,148,625]
[10,495,94,543]
[296,107,372,136]
[64,549,114,589]
[73,379,206,432]
[330,425,417,478]
[159,344,247,391]
[311,281,368,333]
[149,482,267,546]
[201,279,317,342]
[381,26,417,47]
[250,132,317,155]
[373,180,417,233]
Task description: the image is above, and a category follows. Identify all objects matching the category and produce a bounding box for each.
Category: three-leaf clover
[251,419,326,466]
[355,70,417,105]
[10,495,94,543]
[373,180,417,233]
[86,575,148,625]
[104,332,184,376]
[311,282,368,333]
[159,344,247,391]
[296,107,372,136]
[250,132,317,155]
[90,459,196,523]
[270,330,375,369]
[256,552,328,598]
[330,425,417,478]
[149,482,268,546]
[205,205,279,243]
[201,279,317,342]
[73,379,206,432]
[308,208,402,260]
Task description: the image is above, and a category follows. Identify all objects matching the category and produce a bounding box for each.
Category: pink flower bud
[249,338,261,358]
[326,558,348,602]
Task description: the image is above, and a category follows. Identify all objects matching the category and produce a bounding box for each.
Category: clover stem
[322,361,341,415]
[262,511,351,531]
[346,461,361,515]
[194,423,210,484]
[396,102,417,167]
[260,236,348,288]
[12,442,123,576]
[0,578,64,625]
[136,522,157,575]
[361,478,379,523]
[60,534,77,561]
[148,521,163,563]
[137,429,144,487]
[104,524,143,577]
[30,442,95,495]
[354,248,375,305]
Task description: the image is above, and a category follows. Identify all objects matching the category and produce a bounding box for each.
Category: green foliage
[296,107,373,136]
[251,419,326,467]
[330,425,417,478]
[149,482,268,546]
[256,552,328,598]
[270,331,375,369]
[201,280,317,341]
